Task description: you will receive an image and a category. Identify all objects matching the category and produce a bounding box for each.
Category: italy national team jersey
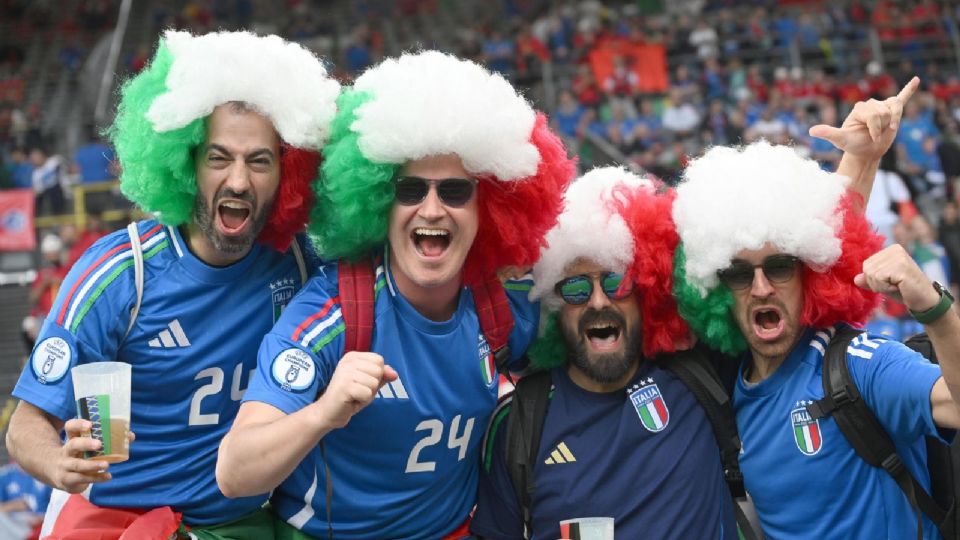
[244,250,539,539]
[472,363,738,540]
[734,326,946,540]
[13,220,314,526]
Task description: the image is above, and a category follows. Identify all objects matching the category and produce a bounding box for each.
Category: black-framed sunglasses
[554,272,634,305]
[717,254,802,290]
[394,176,478,207]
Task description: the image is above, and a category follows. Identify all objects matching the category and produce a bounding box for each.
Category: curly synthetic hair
[310,52,574,282]
[309,90,396,259]
[614,186,691,358]
[672,147,885,355]
[528,312,568,371]
[108,30,338,251]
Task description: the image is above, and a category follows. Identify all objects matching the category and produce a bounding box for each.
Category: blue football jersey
[734,326,945,540]
[472,364,738,540]
[244,250,539,539]
[13,220,315,525]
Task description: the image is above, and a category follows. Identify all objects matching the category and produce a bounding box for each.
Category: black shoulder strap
[807,327,947,540]
[505,370,552,540]
[663,349,759,540]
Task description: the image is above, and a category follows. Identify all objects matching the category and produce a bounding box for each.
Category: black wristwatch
[909,281,955,325]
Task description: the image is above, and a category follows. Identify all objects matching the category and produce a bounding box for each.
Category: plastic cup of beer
[558,517,614,540]
[71,362,131,463]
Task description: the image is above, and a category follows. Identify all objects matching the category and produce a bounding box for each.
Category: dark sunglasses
[394,176,478,207]
[717,254,801,290]
[554,272,634,305]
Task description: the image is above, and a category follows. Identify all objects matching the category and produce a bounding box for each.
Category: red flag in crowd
[0,189,36,251]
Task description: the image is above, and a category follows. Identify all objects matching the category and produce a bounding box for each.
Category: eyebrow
[205,144,276,160]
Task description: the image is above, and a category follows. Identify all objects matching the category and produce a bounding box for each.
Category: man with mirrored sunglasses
[472,166,740,540]
[673,123,960,540]
[216,50,574,539]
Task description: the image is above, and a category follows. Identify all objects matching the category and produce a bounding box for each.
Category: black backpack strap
[663,349,760,540]
[505,370,553,539]
[807,327,947,540]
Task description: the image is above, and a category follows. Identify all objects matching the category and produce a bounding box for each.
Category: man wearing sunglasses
[673,137,960,539]
[216,51,574,539]
[471,166,739,539]
[5,31,339,537]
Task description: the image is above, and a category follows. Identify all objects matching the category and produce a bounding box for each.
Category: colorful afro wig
[527,166,689,370]
[108,30,341,251]
[672,141,884,355]
[310,50,574,284]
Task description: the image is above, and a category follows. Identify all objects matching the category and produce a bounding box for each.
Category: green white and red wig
[108,30,340,250]
[527,167,690,369]
[310,50,574,284]
[672,141,883,355]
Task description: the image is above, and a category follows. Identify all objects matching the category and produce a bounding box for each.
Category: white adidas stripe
[287,470,318,528]
[299,307,342,348]
[65,232,166,329]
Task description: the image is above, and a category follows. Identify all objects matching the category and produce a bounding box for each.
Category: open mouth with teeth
[412,227,451,258]
[584,322,623,352]
[752,307,785,341]
[217,200,252,235]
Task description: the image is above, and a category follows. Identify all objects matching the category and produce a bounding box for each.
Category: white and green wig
[311,50,575,284]
[672,141,884,355]
[108,30,340,250]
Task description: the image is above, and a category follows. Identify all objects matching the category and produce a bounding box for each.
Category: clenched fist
[854,244,941,313]
[313,351,398,430]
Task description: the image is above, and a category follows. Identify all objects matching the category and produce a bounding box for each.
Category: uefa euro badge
[791,401,823,456]
[629,378,669,433]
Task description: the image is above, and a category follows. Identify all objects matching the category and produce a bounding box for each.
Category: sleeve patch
[270,348,317,393]
[31,337,72,384]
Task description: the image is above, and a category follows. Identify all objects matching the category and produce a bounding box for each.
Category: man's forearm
[216,402,335,498]
[836,153,880,210]
[926,309,960,408]
[6,401,66,489]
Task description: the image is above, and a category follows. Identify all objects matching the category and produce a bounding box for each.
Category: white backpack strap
[124,222,144,340]
[290,237,308,286]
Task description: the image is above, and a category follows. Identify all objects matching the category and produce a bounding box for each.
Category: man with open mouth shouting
[672,125,960,538]
[7,30,339,539]
[471,166,739,540]
[216,50,573,539]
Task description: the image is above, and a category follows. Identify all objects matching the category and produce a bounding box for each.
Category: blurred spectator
[662,88,700,139]
[745,106,787,143]
[910,215,950,284]
[344,24,373,74]
[29,146,66,216]
[809,104,842,170]
[0,461,49,540]
[688,19,718,60]
[482,30,515,75]
[126,44,150,74]
[73,126,116,183]
[7,147,32,189]
[939,199,960,291]
[21,234,66,350]
[866,151,912,246]
[66,211,107,269]
[552,90,587,142]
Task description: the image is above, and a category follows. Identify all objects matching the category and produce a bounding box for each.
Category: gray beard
[561,315,642,384]
[192,190,271,256]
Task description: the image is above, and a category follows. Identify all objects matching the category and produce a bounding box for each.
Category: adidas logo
[544,442,576,465]
[148,320,191,348]
[376,377,409,400]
